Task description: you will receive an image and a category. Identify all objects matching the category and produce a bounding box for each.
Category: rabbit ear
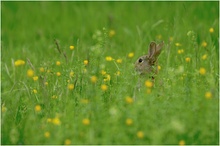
[148,42,156,59]
[155,41,164,56]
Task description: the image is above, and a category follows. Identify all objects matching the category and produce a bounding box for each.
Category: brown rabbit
[135,41,164,77]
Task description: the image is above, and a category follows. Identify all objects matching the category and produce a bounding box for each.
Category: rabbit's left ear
[148,42,156,59]
[155,41,164,56]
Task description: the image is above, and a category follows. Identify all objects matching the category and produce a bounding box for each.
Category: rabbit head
[135,41,164,75]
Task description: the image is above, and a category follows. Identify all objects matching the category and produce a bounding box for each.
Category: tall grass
[1,1,219,145]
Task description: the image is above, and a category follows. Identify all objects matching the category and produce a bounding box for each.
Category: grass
[1,1,219,145]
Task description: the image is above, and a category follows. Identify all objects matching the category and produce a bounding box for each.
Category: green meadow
[1,1,219,145]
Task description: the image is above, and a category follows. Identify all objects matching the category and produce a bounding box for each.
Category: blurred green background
[1,1,219,145]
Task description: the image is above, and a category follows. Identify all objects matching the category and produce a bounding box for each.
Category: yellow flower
[104,74,111,82]
[83,60,89,65]
[33,76,38,81]
[126,118,133,126]
[128,52,134,58]
[27,69,34,77]
[56,72,61,77]
[70,45,74,50]
[47,69,51,73]
[145,80,153,88]
[158,65,161,70]
[44,82,48,86]
[137,131,144,139]
[209,27,214,33]
[201,41,207,47]
[115,71,120,76]
[125,96,133,104]
[185,57,190,63]
[205,91,212,99]
[35,105,41,112]
[179,140,185,145]
[199,67,206,75]
[105,56,113,61]
[116,59,122,63]
[109,29,116,37]
[56,61,61,66]
[14,60,25,66]
[68,84,74,90]
[69,71,74,77]
[52,95,58,99]
[44,131,50,138]
[201,54,207,60]
[82,118,90,125]
[39,67,45,72]
[64,139,71,145]
[33,89,38,94]
[101,70,107,76]
[2,105,7,113]
[175,43,181,47]
[101,84,108,91]
[91,76,97,83]
[52,117,61,125]
[177,49,184,54]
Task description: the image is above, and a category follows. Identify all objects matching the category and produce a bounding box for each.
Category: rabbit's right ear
[148,42,156,59]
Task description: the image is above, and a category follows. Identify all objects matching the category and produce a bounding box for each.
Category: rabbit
[135,41,164,77]
[133,41,164,99]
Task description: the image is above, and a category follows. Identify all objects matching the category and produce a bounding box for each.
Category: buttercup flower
[205,91,212,99]
[69,71,74,77]
[82,118,90,125]
[137,131,144,139]
[125,96,133,104]
[201,54,207,60]
[44,132,50,138]
[201,41,207,47]
[39,67,45,72]
[185,57,190,63]
[56,72,61,77]
[106,56,113,61]
[68,84,74,90]
[128,52,134,58]
[101,84,108,91]
[33,76,38,81]
[126,118,133,126]
[209,27,214,33]
[179,140,185,145]
[70,45,74,50]
[56,61,61,66]
[33,89,38,94]
[35,105,41,112]
[109,29,116,37]
[52,117,61,125]
[64,139,71,145]
[91,76,97,83]
[14,60,25,66]
[84,60,89,65]
[199,67,206,75]
[158,65,161,70]
[175,43,182,47]
[27,69,34,77]
[116,59,122,63]
[177,49,184,54]
[145,80,153,88]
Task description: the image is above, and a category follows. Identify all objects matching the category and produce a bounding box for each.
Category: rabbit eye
[138,58,143,63]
